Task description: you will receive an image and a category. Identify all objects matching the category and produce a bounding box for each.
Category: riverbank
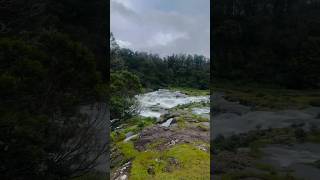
[111,88,210,179]
[212,86,320,179]
[213,81,320,110]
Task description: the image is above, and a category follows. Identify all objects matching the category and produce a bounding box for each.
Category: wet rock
[125,132,134,138]
[161,118,174,127]
[168,157,179,166]
[124,134,138,142]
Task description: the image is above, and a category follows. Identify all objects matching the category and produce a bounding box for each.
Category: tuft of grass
[117,141,138,160]
[197,124,209,131]
[176,117,187,129]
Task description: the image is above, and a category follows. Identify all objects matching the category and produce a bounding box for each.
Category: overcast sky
[111,0,210,58]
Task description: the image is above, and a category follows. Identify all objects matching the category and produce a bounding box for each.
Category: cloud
[116,39,132,48]
[148,32,189,47]
[111,0,210,57]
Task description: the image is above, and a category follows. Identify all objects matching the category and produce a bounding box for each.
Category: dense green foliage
[110,34,210,90]
[213,0,320,89]
[110,71,142,120]
[1,0,107,179]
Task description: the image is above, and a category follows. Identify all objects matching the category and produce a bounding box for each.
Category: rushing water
[136,89,209,118]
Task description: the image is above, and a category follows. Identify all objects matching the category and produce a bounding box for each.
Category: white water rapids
[135,89,209,118]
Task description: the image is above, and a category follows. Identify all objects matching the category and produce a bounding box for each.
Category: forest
[213,0,320,89]
[1,1,108,179]
[110,33,210,121]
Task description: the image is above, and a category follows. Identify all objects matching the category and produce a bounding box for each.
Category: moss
[146,138,167,150]
[130,144,210,180]
[192,114,209,122]
[197,124,209,131]
[111,131,126,142]
[176,117,187,129]
[117,142,138,160]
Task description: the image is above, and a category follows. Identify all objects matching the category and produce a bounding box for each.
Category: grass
[111,116,156,143]
[170,87,209,96]
[220,171,298,180]
[197,123,209,131]
[212,81,320,110]
[176,117,187,129]
[117,143,210,180]
[117,141,138,160]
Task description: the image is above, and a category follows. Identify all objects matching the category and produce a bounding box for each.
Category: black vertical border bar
[210,0,214,179]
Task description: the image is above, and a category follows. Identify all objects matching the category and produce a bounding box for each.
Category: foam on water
[136,89,209,118]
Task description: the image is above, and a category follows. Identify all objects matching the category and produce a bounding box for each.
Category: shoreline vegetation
[213,80,320,110]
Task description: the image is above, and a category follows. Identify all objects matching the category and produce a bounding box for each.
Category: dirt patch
[134,125,209,151]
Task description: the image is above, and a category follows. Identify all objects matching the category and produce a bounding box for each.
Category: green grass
[170,87,209,96]
[117,141,139,160]
[111,116,156,143]
[127,143,209,180]
[176,117,187,129]
[212,81,320,110]
[197,123,209,131]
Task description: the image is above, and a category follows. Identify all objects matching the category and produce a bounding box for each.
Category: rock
[119,175,127,180]
[161,118,173,127]
[125,132,134,138]
[168,157,179,166]
[147,165,155,175]
[124,134,138,142]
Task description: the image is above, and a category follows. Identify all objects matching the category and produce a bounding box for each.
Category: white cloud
[116,39,132,48]
[148,32,189,46]
[111,0,210,57]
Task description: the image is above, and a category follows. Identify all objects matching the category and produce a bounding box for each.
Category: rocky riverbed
[111,89,210,180]
[212,92,320,180]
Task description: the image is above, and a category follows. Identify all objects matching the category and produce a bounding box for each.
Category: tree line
[213,0,320,89]
[111,34,210,90]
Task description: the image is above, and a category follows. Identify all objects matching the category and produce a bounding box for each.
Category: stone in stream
[124,134,138,142]
[161,118,174,127]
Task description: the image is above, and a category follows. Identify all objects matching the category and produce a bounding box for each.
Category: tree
[0,32,108,179]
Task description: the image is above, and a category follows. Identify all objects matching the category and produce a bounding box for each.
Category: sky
[111,0,210,58]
